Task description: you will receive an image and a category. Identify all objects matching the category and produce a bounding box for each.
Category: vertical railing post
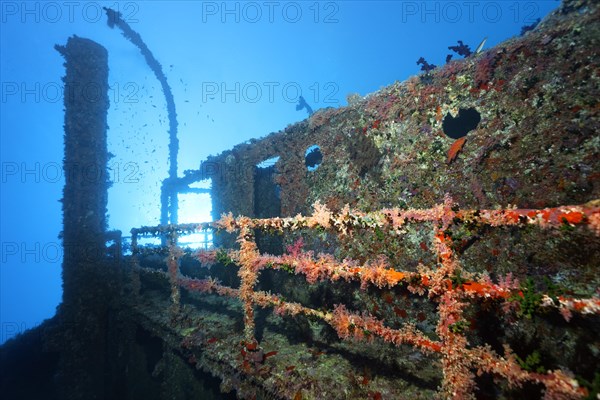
[431,225,474,398]
[236,222,260,344]
[130,229,141,296]
[166,229,181,319]
[203,228,208,250]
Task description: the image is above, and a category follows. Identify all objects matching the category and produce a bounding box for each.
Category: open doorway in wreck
[177,179,213,249]
[254,156,283,255]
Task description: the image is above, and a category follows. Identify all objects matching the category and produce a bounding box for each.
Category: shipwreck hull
[2,1,599,400]
[136,1,599,398]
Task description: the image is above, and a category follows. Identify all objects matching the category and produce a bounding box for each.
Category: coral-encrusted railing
[130,197,600,399]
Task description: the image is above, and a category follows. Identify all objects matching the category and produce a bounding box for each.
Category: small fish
[263,351,278,359]
[447,137,467,163]
[475,37,488,54]
[206,337,218,344]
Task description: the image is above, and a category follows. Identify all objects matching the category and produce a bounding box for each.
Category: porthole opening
[442,107,481,139]
[305,145,322,171]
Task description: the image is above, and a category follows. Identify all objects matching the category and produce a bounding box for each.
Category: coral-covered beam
[215,199,600,235]
[457,203,600,229]
[131,222,213,237]
[540,295,600,322]
[192,248,598,319]
[177,276,239,298]
[470,345,587,399]
[241,290,443,354]
[129,199,599,238]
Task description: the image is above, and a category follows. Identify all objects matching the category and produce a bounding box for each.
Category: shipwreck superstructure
[1,1,599,399]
